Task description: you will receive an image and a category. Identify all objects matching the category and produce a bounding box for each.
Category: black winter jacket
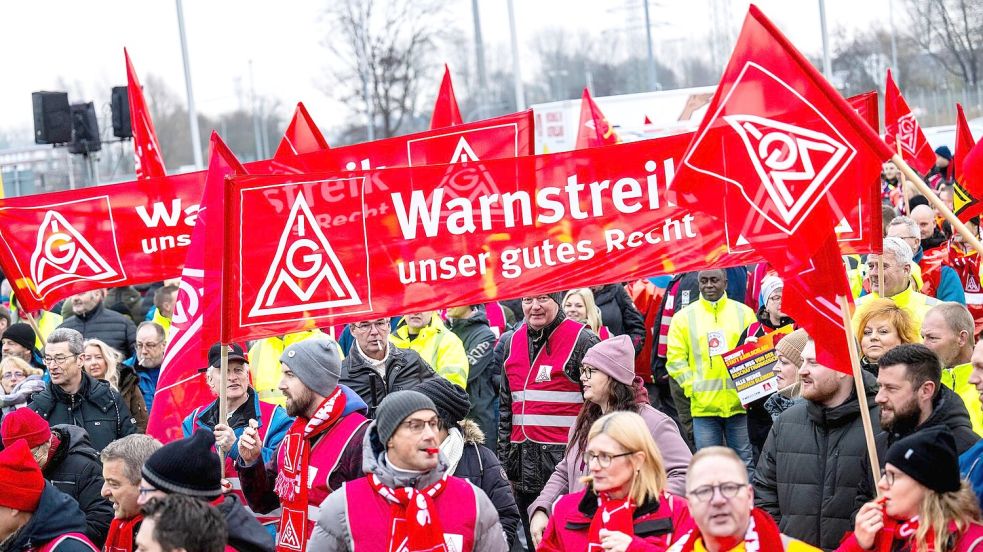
[593,284,647,354]
[44,425,113,547]
[216,494,275,552]
[496,314,600,495]
[753,371,882,552]
[29,372,137,452]
[885,385,979,454]
[59,302,137,359]
[452,419,521,550]
[1,482,95,552]
[340,343,436,418]
[447,312,499,444]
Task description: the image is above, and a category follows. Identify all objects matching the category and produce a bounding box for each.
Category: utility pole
[888,0,899,83]
[507,0,526,110]
[471,0,488,118]
[249,60,263,160]
[818,0,833,80]
[175,0,204,169]
[643,0,659,91]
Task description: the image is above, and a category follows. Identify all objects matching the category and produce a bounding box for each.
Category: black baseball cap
[203,343,248,371]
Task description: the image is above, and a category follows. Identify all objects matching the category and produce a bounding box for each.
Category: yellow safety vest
[390,314,469,389]
[943,363,983,437]
[854,284,939,337]
[247,330,325,407]
[665,294,754,418]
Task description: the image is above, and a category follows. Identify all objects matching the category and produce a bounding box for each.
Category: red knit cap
[0,440,45,511]
[1,407,52,449]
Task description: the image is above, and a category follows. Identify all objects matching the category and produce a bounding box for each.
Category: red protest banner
[885,69,936,174]
[575,88,620,149]
[429,64,463,129]
[219,127,882,343]
[125,48,167,179]
[0,110,533,311]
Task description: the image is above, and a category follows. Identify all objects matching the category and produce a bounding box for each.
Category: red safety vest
[920,244,950,298]
[505,319,585,444]
[485,302,508,340]
[950,245,983,335]
[345,475,478,552]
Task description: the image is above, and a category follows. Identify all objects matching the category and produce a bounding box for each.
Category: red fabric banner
[955,104,976,183]
[0,110,533,312]
[670,5,894,375]
[429,64,463,129]
[847,91,879,132]
[884,69,935,174]
[273,102,330,164]
[148,133,246,442]
[125,48,167,179]
[218,127,882,343]
[957,139,983,223]
[575,88,620,149]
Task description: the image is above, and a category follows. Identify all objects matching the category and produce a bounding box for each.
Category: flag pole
[838,295,881,492]
[893,154,983,254]
[896,138,910,215]
[21,309,46,349]
[218,346,229,480]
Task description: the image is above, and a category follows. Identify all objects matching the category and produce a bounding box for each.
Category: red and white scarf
[588,493,636,548]
[273,387,347,552]
[104,515,142,552]
[877,516,938,552]
[673,508,784,552]
[368,471,450,552]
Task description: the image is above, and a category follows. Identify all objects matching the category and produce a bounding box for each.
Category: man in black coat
[446,305,499,443]
[1,410,112,546]
[340,318,437,418]
[28,328,137,452]
[59,290,137,359]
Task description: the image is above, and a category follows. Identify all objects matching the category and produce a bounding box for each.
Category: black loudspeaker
[111,86,132,139]
[32,91,72,144]
[68,102,102,155]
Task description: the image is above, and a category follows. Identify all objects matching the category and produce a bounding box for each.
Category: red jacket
[836,520,983,552]
[539,488,693,552]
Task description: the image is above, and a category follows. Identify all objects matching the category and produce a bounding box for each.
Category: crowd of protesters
[5,151,983,551]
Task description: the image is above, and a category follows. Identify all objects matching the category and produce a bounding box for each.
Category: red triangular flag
[575,88,620,149]
[274,102,329,162]
[884,69,936,175]
[954,104,976,184]
[643,115,653,125]
[429,64,463,129]
[147,133,246,443]
[956,133,983,223]
[670,5,893,374]
[125,48,167,179]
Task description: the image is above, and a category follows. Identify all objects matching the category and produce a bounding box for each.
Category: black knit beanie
[413,377,471,426]
[885,427,960,493]
[142,430,222,499]
[2,323,36,353]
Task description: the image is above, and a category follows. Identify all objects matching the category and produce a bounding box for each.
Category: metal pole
[249,60,263,161]
[888,0,899,82]
[643,0,659,91]
[357,6,375,141]
[471,0,488,119]
[507,0,526,110]
[819,0,833,80]
[176,0,204,169]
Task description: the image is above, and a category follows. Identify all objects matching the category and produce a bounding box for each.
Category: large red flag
[429,64,463,129]
[125,48,167,179]
[884,68,935,175]
[273,102,329,163]
[575,88,620,149]
[670,5,894,374]
[958,139,983,222]
[148,133,246,443]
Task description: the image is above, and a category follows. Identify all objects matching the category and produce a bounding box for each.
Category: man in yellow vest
[667,269,754,470]
[246,329,324,407]
[856,236,939,336]
[921,302,983,436]
[390,312,469,389]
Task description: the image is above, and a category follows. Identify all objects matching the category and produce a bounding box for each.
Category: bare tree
[905,0,982,86]
[324,0,453,138]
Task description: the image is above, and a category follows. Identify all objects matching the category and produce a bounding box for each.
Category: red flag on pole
[669,5,893,374]
[274,102,329,162]
[147,133,246,443]
[429,64,463,129]
[884,69,935,175]
[575,88,620,149]
[125,48,167,179]
[956,138,983,223]
[643,115,653,125]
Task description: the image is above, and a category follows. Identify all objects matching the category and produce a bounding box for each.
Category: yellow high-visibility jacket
[247,329,325,407]
[391,314,469,389]
[943,363,983,437]
[854,284,938,337]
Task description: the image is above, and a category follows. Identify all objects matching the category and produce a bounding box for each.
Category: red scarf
[674,508,784,552]
[588,493,636,548]
[104,515,142,552]
[368,472,450,552]
[877,516,937,552]
[273,387,347,552]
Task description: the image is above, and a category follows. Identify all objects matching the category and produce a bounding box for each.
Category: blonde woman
[82,339,148,432]
[854,298,920,376]
[538,411,693,552]
[0,356,44,413]
[563,288,609,338]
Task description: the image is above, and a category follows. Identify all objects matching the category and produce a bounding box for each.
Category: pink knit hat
[581,335,635,385]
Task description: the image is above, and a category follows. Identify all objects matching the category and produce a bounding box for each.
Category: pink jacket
[530,404,691,517]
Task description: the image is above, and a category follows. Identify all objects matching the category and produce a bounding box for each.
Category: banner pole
[877,256,885,296]
[896,138,911,215]
[839,295,881,494]
[218,346,229,480]
[892,154,983,255]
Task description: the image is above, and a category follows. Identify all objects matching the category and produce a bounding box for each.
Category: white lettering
[392,189,444,239]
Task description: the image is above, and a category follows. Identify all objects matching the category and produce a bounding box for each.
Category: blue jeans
[692,415,754,472]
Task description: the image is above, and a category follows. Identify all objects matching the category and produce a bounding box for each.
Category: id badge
[707,330,726,356]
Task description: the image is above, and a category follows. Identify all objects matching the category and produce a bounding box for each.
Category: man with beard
[753,337,882,550]
[874,343,978,453]
[237,336,369,551]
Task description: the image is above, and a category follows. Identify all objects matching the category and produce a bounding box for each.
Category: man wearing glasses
[28,328,136,452]
[886,215,965,303]
[340,318,436,418]
[310,390,507,551]
[669,446,819,552]
[124,322,166,415]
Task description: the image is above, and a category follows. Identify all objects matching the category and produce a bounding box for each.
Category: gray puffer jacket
[59,302,137,359]
[308,420,509,551]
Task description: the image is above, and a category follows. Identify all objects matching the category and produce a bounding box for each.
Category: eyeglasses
[44,354,75,366]
[687,482,746,503]
[584,451,634,468]
[136,341,162,350]
[521,296,553,305]
[880,469,897,488]
[580,365,596,379]
[1,371,26,380]
[400,418,439,434]
[138,487,159,497]
[352,320,390,332]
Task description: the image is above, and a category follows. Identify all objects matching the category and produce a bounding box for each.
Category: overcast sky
[1,0,887,141]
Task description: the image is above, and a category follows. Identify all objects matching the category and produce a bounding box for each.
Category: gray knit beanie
[279,336,342,398]
[376,390,437,446]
